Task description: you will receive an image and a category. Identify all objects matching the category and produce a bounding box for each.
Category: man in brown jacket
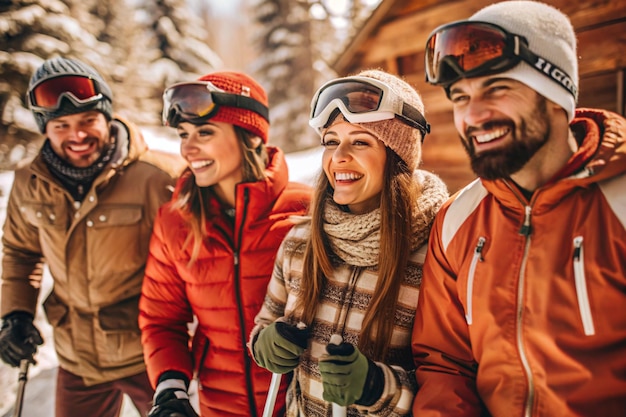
[0,57,179,417]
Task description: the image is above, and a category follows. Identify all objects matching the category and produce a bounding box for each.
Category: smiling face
[45,111,111,168]
[321,120,387,214]
[178,121,243,203]
[449,76,553,180]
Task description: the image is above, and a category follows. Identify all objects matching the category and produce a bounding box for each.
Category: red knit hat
[197,72,270,143]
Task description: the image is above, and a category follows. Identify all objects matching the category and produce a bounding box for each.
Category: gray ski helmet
[28,57,113,133]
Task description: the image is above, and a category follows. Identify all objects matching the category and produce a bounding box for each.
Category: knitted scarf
[323,201,381,267]
[322,170,446,267]
[41,123,124,201]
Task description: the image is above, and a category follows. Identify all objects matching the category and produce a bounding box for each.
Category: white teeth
[68,143,90,152]
[474,128,508,143]
[335,172,363,181]
[190,160,213,169]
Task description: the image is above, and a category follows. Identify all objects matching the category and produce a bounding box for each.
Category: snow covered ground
[0,131,321,417]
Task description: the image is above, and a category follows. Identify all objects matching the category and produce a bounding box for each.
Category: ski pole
[13,359,30,417]
[332,403,347,417]
[262,372,282,417]
[328,334,348,417]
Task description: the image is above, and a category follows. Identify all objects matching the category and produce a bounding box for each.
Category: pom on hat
[323,69,426,172]
[469,0,578,121]
[197,72,270,143]
[28,57,113,133]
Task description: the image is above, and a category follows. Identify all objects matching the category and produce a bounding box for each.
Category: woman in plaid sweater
[249,69,448,416]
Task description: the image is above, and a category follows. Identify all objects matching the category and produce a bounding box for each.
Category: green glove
[318,341,384,406]
[253,321,309,374]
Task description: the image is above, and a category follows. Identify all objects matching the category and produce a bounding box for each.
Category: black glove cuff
[2,311,34,323]
[157,371,190,389]
[355,359,385,406]
[275,321,309,348]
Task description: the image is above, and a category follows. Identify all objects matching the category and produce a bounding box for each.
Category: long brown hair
[171,125,269,264]
[296,148,422,360]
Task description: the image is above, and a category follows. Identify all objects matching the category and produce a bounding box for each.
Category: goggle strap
[516,42,578,98]
[401,102,431,137]
[212,92,270,121]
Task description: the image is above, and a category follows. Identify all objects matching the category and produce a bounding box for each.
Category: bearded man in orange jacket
[412,1,626,416]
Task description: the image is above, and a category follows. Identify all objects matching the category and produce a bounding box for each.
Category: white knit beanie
[469,1,578,121]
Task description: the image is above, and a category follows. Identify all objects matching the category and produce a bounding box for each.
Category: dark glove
[148,377,199,417]
[319,341,384,407]
[0,311,44,367]
[252,321,309,374]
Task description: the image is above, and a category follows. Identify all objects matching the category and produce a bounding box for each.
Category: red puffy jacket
[140,147,311,416]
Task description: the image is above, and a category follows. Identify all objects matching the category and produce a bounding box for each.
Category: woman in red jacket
[139,71,311,417]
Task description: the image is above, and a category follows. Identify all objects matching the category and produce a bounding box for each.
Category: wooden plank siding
[333,0,626,193]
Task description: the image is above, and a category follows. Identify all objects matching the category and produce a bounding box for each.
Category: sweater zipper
[517,204,534,417]
[573,236,595,336]
[233,189,258,417]
[465,237,485,325]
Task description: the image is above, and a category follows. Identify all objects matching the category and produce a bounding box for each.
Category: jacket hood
[574,108,626,182]
[117,114,148,164]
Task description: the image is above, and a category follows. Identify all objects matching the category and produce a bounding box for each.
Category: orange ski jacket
[412,109,626,417]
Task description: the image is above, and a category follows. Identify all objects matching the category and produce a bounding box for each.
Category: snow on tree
[250,0,381,153]
[122,0,223,125]
[250,0,318,153]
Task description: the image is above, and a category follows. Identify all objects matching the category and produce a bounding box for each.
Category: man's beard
[461,96,550,180]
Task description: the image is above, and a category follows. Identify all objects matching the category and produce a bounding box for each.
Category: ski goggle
[309,76,430,139]
[28,75,105,112]
[425,21,577,98]
[162,81,269,127]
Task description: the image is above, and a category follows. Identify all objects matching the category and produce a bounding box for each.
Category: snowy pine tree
[250,0,381,152]
[250,0,318,152]
[122,0,223,125]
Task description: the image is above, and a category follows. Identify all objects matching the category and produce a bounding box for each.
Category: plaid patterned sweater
[249,171,448,416]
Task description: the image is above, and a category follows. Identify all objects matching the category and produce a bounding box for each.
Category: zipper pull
[572,236,595,336]
[475,237,485,261]
[573,236,582,260]
[519,205,532,236]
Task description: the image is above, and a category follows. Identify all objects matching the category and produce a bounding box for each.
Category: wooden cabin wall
[339,0,626,193]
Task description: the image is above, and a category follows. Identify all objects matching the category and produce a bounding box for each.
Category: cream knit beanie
[324,69,426,172]
[469,1,578,121]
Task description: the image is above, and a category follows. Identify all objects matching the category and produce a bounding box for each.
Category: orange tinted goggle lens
[426,23,508,81]
[31,75,99,108]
